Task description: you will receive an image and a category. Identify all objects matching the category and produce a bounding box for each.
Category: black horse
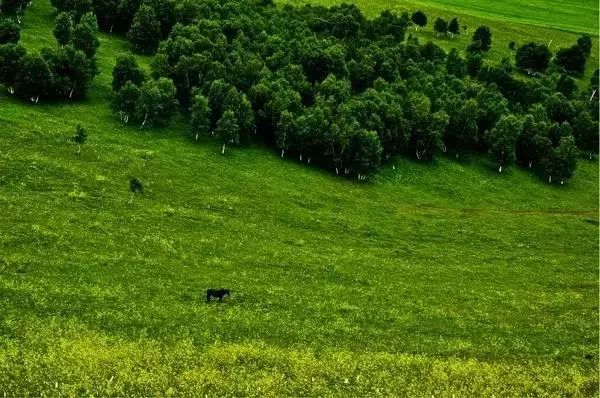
[206,288,230,302]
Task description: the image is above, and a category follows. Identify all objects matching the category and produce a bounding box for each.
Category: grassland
[0,0,598,396]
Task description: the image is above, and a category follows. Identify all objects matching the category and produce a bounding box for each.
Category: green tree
[112,54,145,91]
[345,125,382,180]
[190,93,210,140]
[433,17,447,37]
[515,42,551,73]
[543,136,578,184]
[136,77,178,128]
[0,43,25,93]
[466,51,483,77]
[71,20,99,57]
[468,26,492,52]
[215,110,240,155]
[127,4,161,54]
[72,124,87,154]
[571,111,598,159]
[1,0,27,17]
[410,10,427,30]
[488,114,522,172]
[446,48,465,77]
[448,17,459,37]
[444,98,478,158]
[129,177,143,202]
[0,18,20,44]
[43,45,96,99]
[556,74,577,98]
[554,45,586,75]
[14,53,53,102]
[53,12,73,46]
[276,110,295,158]
[111,80,141,123]
[576,35,592,57]
[516,115,551,168]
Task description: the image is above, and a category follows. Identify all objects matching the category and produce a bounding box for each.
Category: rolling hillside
[0,0,598,395]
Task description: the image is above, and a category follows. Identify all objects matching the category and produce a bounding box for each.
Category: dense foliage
[5,0,598,183]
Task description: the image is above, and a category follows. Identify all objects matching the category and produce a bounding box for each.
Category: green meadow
[0,0,598,396]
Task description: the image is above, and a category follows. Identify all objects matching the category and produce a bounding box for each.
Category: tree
[190,93,210,140]
[488,114,522,172]
[112,81,141,123]
[411,11,427,30]
[444,98,478,157]
[127,5,161,54]
[0,0,27,17]
[469,26,492,52]
[136,77,178,128]
[446,48,465,77]
[72,124,87,154]
[276,110,294,157]
[466,51,483,77]
[543,136,578,184]
[516,115,551,168]
[129,177,143,202]
[79,11,99,31]
[556,74,577,98]
[14,53,53,102]
[572,111,598,159]
[71,20,99,58]
[44,45,96,99]
[112,54,145,91]
[554,45,586,75]
[0,18,20,44]
[448,17,459,37]
[0,43,25,93]
[576,35,592,57]
[515,42,551,73]
[433,17,447,37]
[345,125,382,180]
[545,93,575,123]
[53,12,73,46]
[215,110,240,154]
[369,10,409,41]
[407,92,449,161]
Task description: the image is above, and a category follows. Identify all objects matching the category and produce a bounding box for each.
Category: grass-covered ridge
[0,0,598,395]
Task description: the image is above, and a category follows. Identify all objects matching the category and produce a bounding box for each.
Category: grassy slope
[0,1,598,396]
[279,0,599,83]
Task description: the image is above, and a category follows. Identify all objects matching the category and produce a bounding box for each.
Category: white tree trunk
[335,167,339,175]
[222,144,226,154]
[498,165,502,173]
[195,133,198,141]
[281,149,285,158]
[141,113,148,129]
[590,90,597,102]
[528,161,532,168]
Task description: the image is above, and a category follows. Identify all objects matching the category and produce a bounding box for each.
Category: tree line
[3,0,599,183]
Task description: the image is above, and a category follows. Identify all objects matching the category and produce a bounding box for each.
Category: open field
[0,0,598,395]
